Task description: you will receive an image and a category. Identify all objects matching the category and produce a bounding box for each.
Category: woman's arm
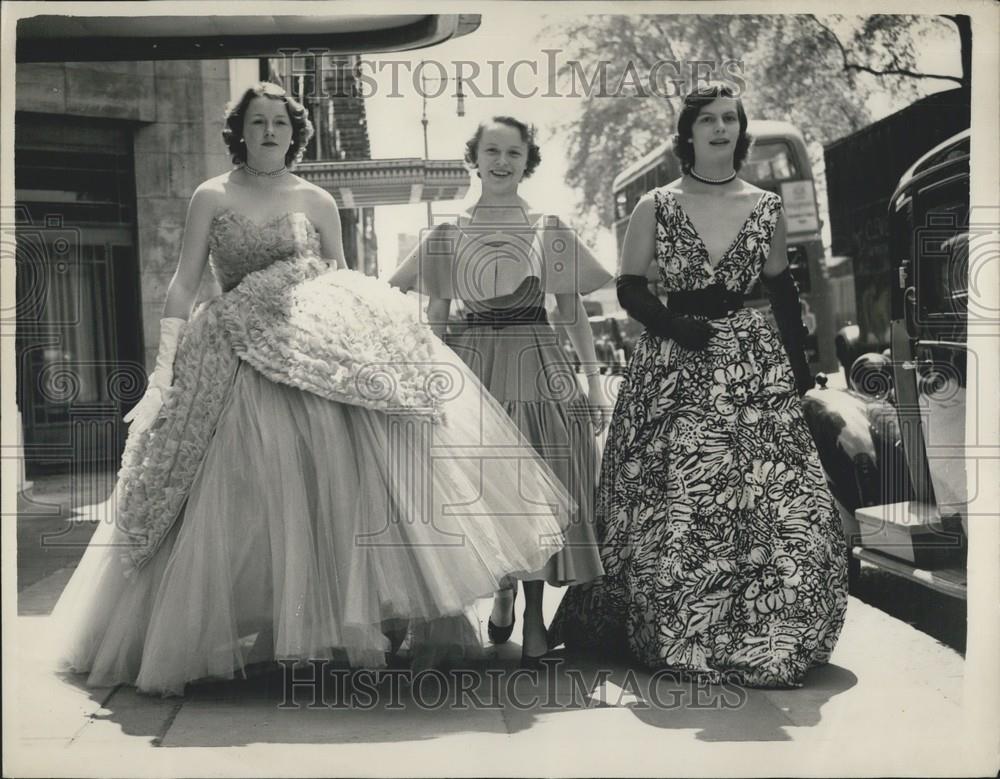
[761,210,813,395]
[126,184,215,430]
[761,208,789,278]
[554,293,599,374]
[619,194,657,277]
[162,185,216,319]
[554,292,612,428]
[616,193,710,350]
[425,296,451,340]
[310,188,348,269]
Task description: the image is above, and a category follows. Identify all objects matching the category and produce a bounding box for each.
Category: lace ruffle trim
[116,258,447,573]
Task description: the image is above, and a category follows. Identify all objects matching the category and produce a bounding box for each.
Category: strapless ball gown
[51,209,573,696]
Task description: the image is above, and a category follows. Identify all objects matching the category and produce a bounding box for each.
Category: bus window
[743,141,800,187]
[615,191,628,221]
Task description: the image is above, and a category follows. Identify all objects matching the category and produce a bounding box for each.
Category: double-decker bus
[610,120,836,374]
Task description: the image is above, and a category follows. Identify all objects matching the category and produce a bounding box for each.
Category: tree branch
[809,15,963,86]
[844,62,963,84]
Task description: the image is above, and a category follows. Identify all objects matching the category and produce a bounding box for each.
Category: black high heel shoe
[519,650,550,671]
[520,629,552,670]
[487,586,517,645]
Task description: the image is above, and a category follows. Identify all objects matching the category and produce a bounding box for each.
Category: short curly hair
[464,116,541,179]
[222,82,314,167]
[671,83,752,174]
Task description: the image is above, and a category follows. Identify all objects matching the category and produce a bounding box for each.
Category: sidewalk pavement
[7,481,973,777]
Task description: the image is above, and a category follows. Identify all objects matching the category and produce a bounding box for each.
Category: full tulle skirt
[450,321,604,586]
[53,345,572,696]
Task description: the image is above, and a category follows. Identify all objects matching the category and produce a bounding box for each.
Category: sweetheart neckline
[212,209,317,232]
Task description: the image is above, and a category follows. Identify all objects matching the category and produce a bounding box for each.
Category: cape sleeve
[387,222,458,299]
[534,215,614,295]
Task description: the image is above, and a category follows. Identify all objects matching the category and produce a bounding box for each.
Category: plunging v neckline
[669,191,767,272]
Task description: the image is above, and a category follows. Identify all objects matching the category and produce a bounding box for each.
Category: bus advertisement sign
[781,180,819,233]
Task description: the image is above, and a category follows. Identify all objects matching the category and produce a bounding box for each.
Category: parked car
[823,88,970,379]
[805,130,970,598]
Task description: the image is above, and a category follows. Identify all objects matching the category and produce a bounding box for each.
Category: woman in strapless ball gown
[51,83,574,697]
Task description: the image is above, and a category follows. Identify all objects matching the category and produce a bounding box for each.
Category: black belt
[466,306,548,330]
[667,286,745,319]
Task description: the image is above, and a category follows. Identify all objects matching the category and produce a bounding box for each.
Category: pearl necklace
[241,162,288,178]
[688,168,737,185]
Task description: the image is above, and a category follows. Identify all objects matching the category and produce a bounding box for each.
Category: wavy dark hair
[671,84,752,174]
[222,82,314,167]
[464,116,542,179]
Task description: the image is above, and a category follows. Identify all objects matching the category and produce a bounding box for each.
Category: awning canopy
[16,14,481,62]
[296,159,471,209]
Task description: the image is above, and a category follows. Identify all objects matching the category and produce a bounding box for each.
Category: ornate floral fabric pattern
[549,188,848,688]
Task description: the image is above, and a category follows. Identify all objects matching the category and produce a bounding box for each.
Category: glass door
[14,112,142,474]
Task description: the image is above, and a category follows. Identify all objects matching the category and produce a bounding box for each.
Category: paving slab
[160,695,508,748]
[7,560,983,778]
[70,686,182,747]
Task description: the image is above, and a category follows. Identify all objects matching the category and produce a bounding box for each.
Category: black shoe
[487,586,517,645]
[519,649,551,671]
[520,622,554,670]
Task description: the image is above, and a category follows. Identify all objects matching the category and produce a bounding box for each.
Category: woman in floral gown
[548,85,848,688]
[390,117,611,667]
[51,84,575,696]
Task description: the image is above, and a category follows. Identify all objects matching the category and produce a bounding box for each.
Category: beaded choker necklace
[241,162,288,178]
[688,168,737,185]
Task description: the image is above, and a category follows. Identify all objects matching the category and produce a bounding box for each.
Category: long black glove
[616,275,711,350]
[763,267,813,395]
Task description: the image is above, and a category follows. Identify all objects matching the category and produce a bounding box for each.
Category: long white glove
[123,317,185,433]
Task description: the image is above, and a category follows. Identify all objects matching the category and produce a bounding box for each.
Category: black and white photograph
[2,1,998,776]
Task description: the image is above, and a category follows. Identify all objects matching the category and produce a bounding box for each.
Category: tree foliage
[544,14,966,228]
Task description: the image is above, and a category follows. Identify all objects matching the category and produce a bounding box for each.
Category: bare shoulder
[633,184,673,217]
[188,175,229,216]
[660,177,684,195]
[737,179,778,200]
[630,191,659,222]
[736,178,765,193]
[290,176,337,207]
[195,171,234,195]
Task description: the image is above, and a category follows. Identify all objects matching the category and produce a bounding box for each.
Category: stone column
[133,61,232,369]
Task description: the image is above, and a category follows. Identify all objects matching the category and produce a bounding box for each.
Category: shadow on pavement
[53,646,856,747]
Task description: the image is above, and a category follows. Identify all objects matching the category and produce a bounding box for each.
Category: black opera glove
[616,275,712,351]
[763,267,813,396]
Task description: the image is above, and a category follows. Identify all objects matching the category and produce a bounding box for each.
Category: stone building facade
[14,60,232,471]
[15,56,395,472]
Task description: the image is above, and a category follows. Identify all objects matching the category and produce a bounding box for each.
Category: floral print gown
[548,188,848,688]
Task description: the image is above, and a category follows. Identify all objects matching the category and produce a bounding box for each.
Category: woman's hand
[663,313,712,350]
[586,372,614,435]
[124,317,185,433]
[129,184,212,432]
